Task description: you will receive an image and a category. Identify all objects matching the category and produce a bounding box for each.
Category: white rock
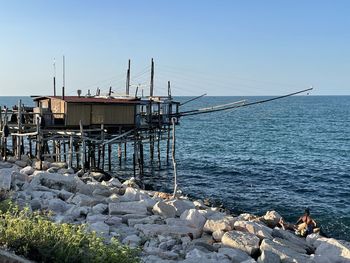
[180,209,207,230]
[48,198,68,213]
[106,193,120,203]
[272,228,309,249]
[47,167,59,173]
[120,213,147,222]
[212,229,225,242]
[122,234,141,247]
[91,203,108,214]
[0,161,13,168]
[57,189,74,201]
[221,230,260,256]
[109,201,148,215]
[257,250,280,263]
[30,198,42,210]
[262,210,282,228]
[92,187,111,197]
[203,216,235,233]
[58,168,74,174]
[12,171,29,182]
[0,168,13,190]
[260,238,314,263]
[20,166,34,175]
[135,223,202,239]
[122,177,139,188]
[234,220,273,240]
[86,214,108,223]
[32,172,77,192]
[314,237,350,263]
[33,160,51,170]
[128,215,162,227]
[88,221,109,236]
[193,200,207,209]
[107,178,123,188]
[65,205,90,219]
[152,201,176,218]
[120,187,141,201]
[30,190,56,200]
[105,216,123,226]
[15,160,27,168]
[166,199,196,217]
[218,247,252,263]
[68,193,96,206]
[50,162,67,169]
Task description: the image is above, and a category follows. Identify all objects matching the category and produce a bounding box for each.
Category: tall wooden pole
[17,100,22,159]
[62,55,65,100]
[53,58,56,96]
[171,117,178,198]
[126,59,130,96]
[150,58,154,97]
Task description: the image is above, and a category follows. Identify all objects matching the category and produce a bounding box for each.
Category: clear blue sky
[0,0,349,96]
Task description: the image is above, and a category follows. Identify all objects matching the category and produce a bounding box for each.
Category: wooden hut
[33,96,142,128]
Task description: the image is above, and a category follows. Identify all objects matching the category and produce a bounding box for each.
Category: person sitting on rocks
[295,208,317,236]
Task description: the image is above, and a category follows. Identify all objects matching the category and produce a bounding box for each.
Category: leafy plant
[0,206,140,263]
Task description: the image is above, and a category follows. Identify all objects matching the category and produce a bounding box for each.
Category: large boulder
[261,210,282,228]
[257,250,280,263]
[0,161,13,168]
[20,166,35,175]
[272,228,309,249]
[120,187,142,201]
[31,172,77,192]
[67,193,96,206]
[260,239,314,263]
[91,203,108,214]
[128,215,162,227]
[102,178,123,188]
[33,160,51,170]
[135,223,202,239]
[313,237,350,263]
[218,247,252,263]
[204,216,235,233]
[180,209,207,230]
[0,168,13,190]
[109,201,148,215]
[152,201,176,218]
[15,160,27,168]
[47,198,68,214]
[221,231,260,256]
[234,220,273,240]
[166,199,195,217]
[88,222,110,236]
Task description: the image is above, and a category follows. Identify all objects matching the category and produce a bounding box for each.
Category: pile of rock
[0,157,349,263]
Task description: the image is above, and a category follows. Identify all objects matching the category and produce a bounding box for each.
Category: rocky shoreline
[0,156,349,263]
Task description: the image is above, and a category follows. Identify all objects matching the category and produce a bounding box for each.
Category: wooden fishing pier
[0,59,181,180]
[0,58,313,182]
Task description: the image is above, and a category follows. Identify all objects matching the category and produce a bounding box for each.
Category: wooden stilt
[108,144,112,172]
[157,128,161,167]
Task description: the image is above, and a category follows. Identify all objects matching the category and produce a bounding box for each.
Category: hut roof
[33,96,141,104]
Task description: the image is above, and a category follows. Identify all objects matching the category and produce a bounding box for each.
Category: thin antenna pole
[62,55,65,99]
[126,59,130,96]
[150,58,154,97]
[53,58,56,96]
[168,81,171,98]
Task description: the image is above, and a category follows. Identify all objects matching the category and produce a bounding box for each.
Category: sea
[1,95,349,241]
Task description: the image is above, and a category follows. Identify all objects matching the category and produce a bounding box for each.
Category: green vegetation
[0,205,140,263]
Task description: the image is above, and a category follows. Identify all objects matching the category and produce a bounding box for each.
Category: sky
[0,0,349,96]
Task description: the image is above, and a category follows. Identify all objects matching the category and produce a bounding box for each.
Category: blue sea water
[0,95,349,240]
